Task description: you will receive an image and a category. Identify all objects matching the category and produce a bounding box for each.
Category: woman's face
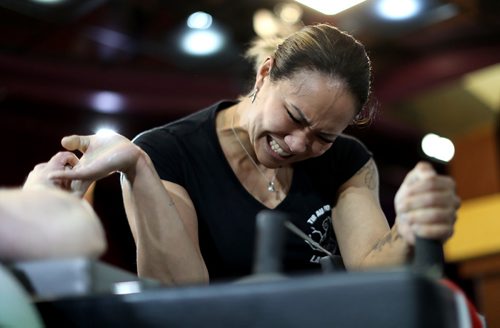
[247,66,358,168]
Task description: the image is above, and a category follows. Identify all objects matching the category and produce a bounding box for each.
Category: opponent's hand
[24,151,80,192]
[394,162,460,245]
[48,132,142,195]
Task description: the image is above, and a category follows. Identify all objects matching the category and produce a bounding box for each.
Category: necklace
[230,112,278,192]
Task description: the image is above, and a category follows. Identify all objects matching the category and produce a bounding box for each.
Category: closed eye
[285,103,338,144]
[286,108,302,124]
[286,107,336,143]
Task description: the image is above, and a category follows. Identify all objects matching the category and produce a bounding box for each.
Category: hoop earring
[249,88,259,104]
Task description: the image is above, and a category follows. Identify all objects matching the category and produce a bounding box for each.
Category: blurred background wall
[0,0,498,323]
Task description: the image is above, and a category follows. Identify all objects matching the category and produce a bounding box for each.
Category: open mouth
[269,138,291,158]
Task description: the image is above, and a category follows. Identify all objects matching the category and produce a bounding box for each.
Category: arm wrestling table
[33,267,458,328]
[10,210,462,327]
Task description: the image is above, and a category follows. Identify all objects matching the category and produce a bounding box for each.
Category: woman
[49,24,459,285]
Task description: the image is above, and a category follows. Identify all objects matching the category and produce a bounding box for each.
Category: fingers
[24,151,81,189]
[61,135,91,153]
[47,151,80,169]
[48,168,88,180]
[411,222,455,242]
[398,163,456,199]
[397,221,416,245]
[414,161,436,177]
[401,161,435,185]
[399,207,457,226]
[396,161,459,245]
[48,161,111,181]
[396,189,460,213]
[30,151,78,173]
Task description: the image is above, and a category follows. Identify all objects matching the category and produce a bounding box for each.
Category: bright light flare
[275,3,303,24]
[376,0,422,20]
[187,12,213,29]
[113,281,141,295]
[294,0,367,15]
[180,29,224,56]
[95,128,118,136]
[90,91,124,114]
[421,133,455,162]
[253,9,279,37]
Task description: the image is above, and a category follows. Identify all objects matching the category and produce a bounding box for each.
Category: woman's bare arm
[332,159,458,270]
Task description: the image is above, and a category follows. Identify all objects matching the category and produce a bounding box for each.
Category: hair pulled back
[245,24,374,124]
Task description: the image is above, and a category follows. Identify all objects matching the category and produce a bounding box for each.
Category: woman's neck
[215,102,292,208]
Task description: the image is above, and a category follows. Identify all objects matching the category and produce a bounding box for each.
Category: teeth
[270,139,291,157]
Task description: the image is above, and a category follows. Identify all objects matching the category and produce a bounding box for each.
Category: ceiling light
[180,29,224,56]
[421,133,455,162]
[294,0,367,15]
[253,9,280,37]
[275,3,303,24]
[187,11,213,29]
[376,0,422,20]
[90,91,124,114]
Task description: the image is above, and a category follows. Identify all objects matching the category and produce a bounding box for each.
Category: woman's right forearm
[121,148,209,285]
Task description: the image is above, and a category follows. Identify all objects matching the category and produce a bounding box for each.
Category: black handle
[413,237,445,278]
[252,210,288,275]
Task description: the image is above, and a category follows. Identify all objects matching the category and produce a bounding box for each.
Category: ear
[254,57,273,90]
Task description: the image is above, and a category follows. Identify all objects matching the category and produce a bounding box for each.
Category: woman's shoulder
[134,100,235,142]
[331,134,372,156]
[301,134,372,173]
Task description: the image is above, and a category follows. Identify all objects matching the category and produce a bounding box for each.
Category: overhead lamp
[90,91,124,114]
[253,9,280,37]
[180,29,224,56]
[275,3,303,24]
[294,0,367,15]
[187,11,213,29]
[375,0,422,20]
[180,11,225,56]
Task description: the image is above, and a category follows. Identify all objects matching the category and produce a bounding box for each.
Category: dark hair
[245,24,375,125]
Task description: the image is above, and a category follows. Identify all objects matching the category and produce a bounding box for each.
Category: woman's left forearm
[359,224,413,269]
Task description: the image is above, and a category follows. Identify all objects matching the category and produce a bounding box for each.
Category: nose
[284,129,310,154]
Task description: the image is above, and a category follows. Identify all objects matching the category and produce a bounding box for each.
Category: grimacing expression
[248,70,358,168]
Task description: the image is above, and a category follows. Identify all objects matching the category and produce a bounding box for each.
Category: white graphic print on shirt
[306,204,337,263]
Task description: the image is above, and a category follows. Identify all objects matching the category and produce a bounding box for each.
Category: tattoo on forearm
[373,228,400,252]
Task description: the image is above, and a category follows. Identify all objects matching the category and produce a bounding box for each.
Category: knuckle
[33,163,46,170]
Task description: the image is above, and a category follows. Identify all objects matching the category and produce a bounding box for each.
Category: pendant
[268,181,276,192]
